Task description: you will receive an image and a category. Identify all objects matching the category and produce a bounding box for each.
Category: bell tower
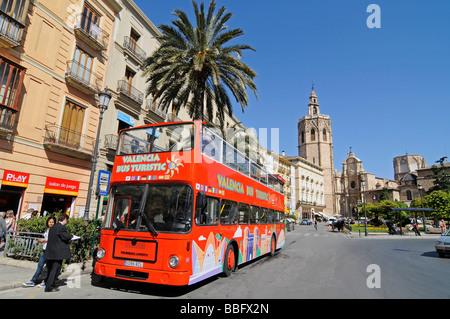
[298,86,336,216]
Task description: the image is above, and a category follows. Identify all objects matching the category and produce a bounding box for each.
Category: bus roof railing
[201,125,284,194]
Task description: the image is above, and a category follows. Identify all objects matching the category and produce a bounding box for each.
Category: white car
[435,229,450,258]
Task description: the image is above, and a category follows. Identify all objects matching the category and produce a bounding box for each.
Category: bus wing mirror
[196,191,206,210]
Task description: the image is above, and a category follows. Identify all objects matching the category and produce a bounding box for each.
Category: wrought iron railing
[117,80,144,105]
[66,60,103,92]
[104,134,117,150]
[123,36,146,62]
[0,10,24,46]
[44,124,95,155]
[0,105,15,132]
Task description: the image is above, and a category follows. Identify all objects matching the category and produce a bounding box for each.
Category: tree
[423,190,450,219]
[144,0,257,128]
[427,156,450,193]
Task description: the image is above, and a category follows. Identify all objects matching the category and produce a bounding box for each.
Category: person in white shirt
[22,216,56,287]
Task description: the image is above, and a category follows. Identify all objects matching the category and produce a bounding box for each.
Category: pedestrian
[314,220,318,231]
[22,216,56,288]
[5,210,15,231]
[413,223,421,236]
[0,211,7,244]
[441,219,447,234]
[22,208,38,220]
[43,213,74,292]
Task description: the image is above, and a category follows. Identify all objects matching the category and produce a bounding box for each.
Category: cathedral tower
[298,88,336,216]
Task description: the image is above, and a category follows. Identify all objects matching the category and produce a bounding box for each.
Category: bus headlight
[169,255,179,268]
[97,248,105,259]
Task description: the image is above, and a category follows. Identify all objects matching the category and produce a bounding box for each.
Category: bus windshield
[117,123,195,155]
[104,184,193,233]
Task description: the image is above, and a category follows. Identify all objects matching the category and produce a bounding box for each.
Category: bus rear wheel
[223,244,236,277]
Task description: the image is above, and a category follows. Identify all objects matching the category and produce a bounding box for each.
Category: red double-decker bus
[94,121,285,286]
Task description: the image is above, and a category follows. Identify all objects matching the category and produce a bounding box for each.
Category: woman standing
[22,216,56,287]
[5,210,15,231]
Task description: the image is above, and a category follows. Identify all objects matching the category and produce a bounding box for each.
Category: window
[323,129,327,141]
[0,57,24,110]
[260,207,268,224]
[0,0,29,23]
[406,190,412,201]
[0,57,24,130]
[238,203,249,225]
[249,206,260,225]
[301,131,305,144]
[60,100,85,147]
[195,196,219,226]
[220,199,238,225]
[70,47,94,85]
[311,128,315,141]
[124,69,135,94]
[80,4,101,40]
[129,29,140,53]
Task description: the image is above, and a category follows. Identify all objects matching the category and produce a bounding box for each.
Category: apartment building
[0,0,121,219]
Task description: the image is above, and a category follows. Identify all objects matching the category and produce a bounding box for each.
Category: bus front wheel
[223,244,236,277]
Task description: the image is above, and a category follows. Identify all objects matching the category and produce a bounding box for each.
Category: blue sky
[133,0,450,179]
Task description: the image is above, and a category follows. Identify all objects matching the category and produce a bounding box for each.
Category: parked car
[435,229,450,258]
[301,219,311,225]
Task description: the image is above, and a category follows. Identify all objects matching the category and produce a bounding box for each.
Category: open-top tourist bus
[94,121,285,286]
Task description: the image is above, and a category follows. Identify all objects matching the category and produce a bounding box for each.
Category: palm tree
[143,0,257,128]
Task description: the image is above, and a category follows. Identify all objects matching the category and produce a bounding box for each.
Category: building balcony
[43,124,95,160]
[73,13,109,52]
[65,60,103,96]
[0,10,25,48]
[0,105,16,133]
[104,133,117,150]
[145,98,165,119]
[123,36,146,63]
[117,80,144,105]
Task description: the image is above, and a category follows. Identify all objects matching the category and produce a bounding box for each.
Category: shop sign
[44,177,80,196]
[2,170,30,188]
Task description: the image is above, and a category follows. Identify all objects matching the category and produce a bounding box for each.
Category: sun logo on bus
[165,155,184,177]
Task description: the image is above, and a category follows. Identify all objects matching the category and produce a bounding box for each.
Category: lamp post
[418,184,426,233]
[83,89,112,221]
[361,176,368,236]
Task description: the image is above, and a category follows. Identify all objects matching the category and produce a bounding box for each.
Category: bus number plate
[124,260,143,268]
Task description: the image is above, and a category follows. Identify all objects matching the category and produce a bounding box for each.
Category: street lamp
[83,89,112,221]
[361,176,368,236]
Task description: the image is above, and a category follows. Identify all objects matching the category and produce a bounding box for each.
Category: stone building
[298,88,335,217]
[0,0,121,218]
[335,150,400,218]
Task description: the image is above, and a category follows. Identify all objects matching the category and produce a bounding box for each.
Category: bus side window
[279,211,285,224]
[260,207,268,225]
[238,203,249,225]
[250,206,260,225]
[195,196,219,226]
[267,209,274,224]
[220,200,238,225]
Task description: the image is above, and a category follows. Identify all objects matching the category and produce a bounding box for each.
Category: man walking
[44,213,73,292]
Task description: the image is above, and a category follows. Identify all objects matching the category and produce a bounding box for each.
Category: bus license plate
[124,260,143,268]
